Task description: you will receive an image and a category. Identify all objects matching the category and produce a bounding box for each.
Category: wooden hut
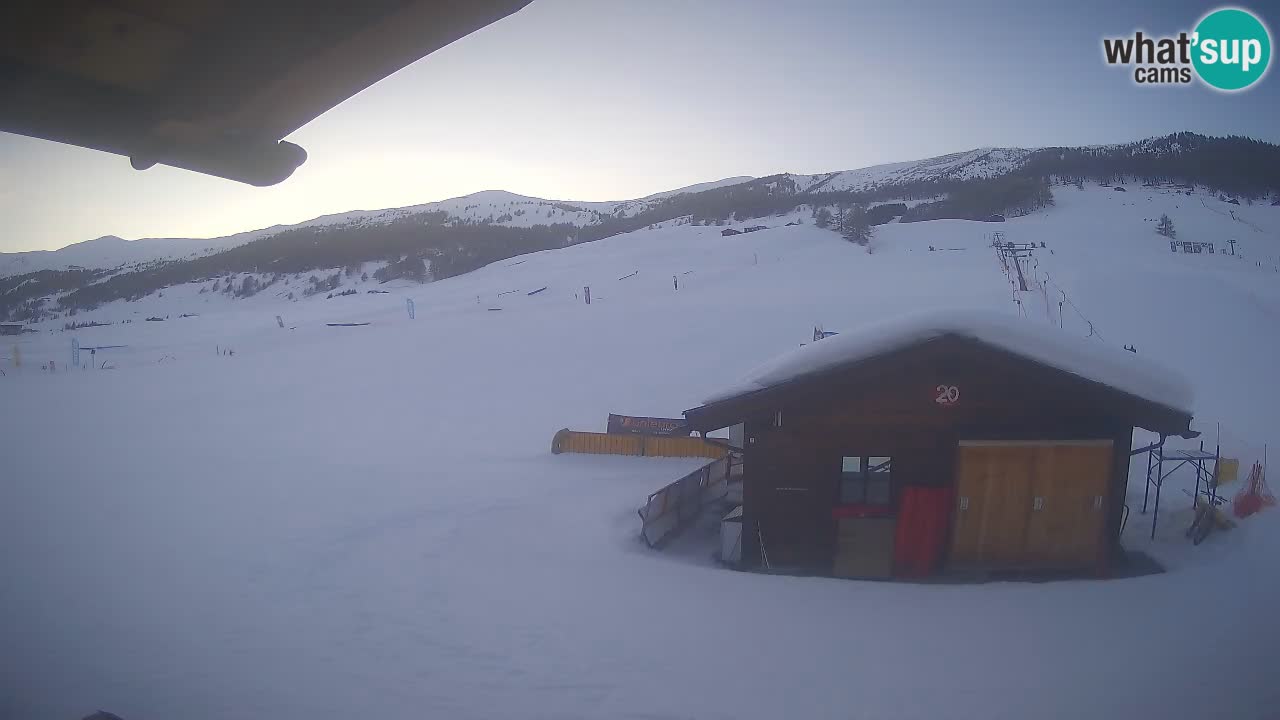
[683,311,1194,579]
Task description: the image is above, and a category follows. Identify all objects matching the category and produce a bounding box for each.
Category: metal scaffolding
[1139,434,1220,540]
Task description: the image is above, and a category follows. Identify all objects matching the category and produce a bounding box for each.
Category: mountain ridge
[0,148,1040,274]
[3,132,1278,324]
[7,132,1276,278]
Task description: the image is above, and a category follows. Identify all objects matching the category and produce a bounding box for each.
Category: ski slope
[3,184,1279,720]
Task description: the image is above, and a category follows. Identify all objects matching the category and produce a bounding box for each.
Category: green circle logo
[1193,8,1271,91]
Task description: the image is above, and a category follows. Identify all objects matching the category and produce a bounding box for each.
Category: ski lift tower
[992,233,1038,291]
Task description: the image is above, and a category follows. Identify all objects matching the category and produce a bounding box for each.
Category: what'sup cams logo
[1103,7,1271,91]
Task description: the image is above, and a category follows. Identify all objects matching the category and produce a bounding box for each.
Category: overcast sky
[2,0,1277,253]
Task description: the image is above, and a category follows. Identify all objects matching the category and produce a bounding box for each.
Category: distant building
[721,228,742,236]
[984,214,1006,223]
[1171,241,1214,254]
[743,225,767,233]
[0,323,24,335]
[1113,186,1126,192]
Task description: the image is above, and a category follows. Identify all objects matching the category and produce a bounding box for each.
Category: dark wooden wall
[1107,426,1136,557]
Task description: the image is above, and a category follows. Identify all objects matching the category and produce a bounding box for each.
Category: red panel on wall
[893,486,954,577]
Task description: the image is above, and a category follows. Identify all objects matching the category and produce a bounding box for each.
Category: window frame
[838,454,895,508]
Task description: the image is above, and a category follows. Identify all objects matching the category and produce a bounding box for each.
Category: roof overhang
[0,0,532,185]
[684,334,1195,438]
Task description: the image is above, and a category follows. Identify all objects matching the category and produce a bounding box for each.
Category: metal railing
[637,452,736,548]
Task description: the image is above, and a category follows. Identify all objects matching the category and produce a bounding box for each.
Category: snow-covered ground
[3,184,1279,719]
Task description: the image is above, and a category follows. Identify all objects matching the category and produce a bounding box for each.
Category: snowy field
[3,185,1279,719]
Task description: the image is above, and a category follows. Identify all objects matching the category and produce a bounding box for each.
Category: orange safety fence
[1233,461,1275,518]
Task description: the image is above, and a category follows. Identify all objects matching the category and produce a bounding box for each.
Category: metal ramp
[637,450,741,548]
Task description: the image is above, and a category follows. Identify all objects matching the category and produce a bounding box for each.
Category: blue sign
[72,338,80,367]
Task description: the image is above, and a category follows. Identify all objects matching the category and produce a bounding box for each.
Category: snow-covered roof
[704,310,1194,414]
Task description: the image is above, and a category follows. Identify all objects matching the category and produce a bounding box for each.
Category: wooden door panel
[1058,443,1110,565]
[953,442,1111,570]
[951,446,990,565]
[953,445,1035,567]
[1025,446,1079,566]
[976,447,1035,565]
[1025,443,1112,568]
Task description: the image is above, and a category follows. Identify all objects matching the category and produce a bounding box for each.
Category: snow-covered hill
[12,132,1272,285]
[0,179,767,278]
[0,145,1041,277]
[0,232,261,277]
[4,182,1279,719]
[792,147,1033,193]
[0,190,609,278]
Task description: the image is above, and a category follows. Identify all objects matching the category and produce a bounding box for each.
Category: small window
[840,455,893,506]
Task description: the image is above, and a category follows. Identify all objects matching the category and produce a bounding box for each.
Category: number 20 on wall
[935,384,960,406]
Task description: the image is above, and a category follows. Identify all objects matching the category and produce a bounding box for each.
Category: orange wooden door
[951,445,1037,567]
[1023,442,1112,569]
